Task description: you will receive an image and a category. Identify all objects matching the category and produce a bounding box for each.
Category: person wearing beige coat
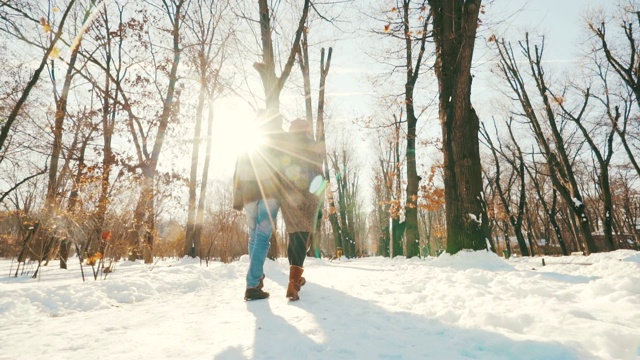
[278,119,324,301]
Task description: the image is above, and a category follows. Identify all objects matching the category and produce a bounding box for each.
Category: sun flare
[236,121,266,154]
[212,101,266,164]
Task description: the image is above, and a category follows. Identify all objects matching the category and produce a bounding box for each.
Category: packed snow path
[1,251,639,359]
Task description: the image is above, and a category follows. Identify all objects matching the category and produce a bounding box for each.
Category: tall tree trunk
[67,133,91,212]
[299,30,314,123]
[391,218,405,257]
[429,0,488,254]
[304,46,334,257]
[404,110,419,257]
[339,171,352,257]
[128,0,185,261]
[391,122,403,257]
[345,172,359,256]
[313,48,342,256]
[525,216,536,257]
[502,220,512,256]
[378,212,390,257]
[182,0,231,258]
[332,158,353,258]
[46,37,83,210]
[185,73,206,258]
[194,96,215,257]
[94,4,119,260]
[400,1,430,258]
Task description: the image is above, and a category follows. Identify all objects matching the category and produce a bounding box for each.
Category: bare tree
[588,3,640,194]
[525,150,570,255]
[299,42,336,257]
[92,2,123,257]
[254,0,310,121]
[480,119,529,256]
[495,35,599,254]
[370,116,405,257]
[328,140,361,258]
[557,85,617,251]
[45,2,95,211]
[370,1,433,257]
[183,0,232,258]
[125,0,187,262]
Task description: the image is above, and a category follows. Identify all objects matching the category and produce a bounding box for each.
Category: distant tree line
[0,1,638,274]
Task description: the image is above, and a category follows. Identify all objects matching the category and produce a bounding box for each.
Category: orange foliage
[101,230,112,240]
[86,252,103,266]
[419,165,445,211]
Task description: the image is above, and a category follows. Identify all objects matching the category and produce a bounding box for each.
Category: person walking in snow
[278,118,324,301]
[232,111,286,301]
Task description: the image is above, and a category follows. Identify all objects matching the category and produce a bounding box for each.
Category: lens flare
[309,175,326,195]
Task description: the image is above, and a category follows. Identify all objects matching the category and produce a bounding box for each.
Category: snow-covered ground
[1,250,639,359]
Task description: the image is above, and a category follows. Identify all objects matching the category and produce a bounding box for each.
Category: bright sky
[1,250,639,359]
[473,0,614,113]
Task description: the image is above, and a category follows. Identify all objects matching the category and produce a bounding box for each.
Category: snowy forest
[1,0,639,273]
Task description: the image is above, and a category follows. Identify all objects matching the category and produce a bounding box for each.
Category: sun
[235,121,266,154]
[214,117,263,156]
[211,100,266,165]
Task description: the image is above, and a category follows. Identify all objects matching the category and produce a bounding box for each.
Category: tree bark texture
[429,0,488,254]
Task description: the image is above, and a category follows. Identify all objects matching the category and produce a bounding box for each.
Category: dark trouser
[288,232,310,267]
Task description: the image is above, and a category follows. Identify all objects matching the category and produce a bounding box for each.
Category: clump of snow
[431,249,514,271]
[572,197,583,207]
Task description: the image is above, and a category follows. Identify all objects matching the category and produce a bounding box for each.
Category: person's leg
[244,201,258,263]
[288,232,309,267]
[244,201,265,290]
[246,198,279,289]
[287,232,309,301]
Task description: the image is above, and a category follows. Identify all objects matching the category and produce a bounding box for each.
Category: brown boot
[286,265,304,301]
[244,287,269,301]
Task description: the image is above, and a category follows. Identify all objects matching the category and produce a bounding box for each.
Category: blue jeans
[244,199,280,288]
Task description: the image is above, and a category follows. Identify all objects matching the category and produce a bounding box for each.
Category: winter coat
[278,132,324,233]
[232,131,287,211]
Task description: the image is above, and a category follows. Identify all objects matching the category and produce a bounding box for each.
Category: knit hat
[289,118,312,134]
